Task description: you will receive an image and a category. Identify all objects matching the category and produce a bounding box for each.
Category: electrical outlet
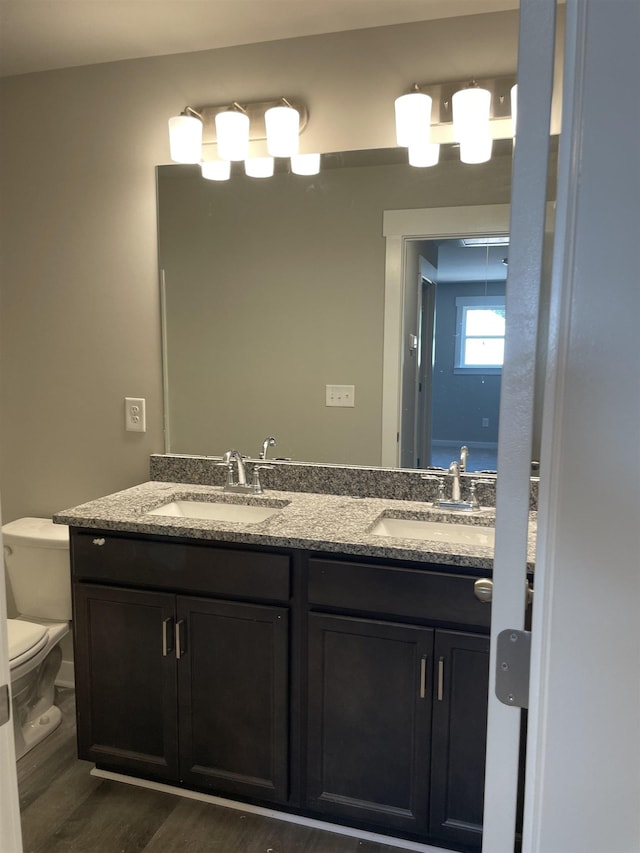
[326,385,355,407]
[482,417,490,428]
[125,397,146,432]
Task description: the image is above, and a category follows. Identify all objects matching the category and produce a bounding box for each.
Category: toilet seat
[7,619,48,670]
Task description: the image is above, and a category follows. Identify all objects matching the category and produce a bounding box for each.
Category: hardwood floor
[16,689,421,853]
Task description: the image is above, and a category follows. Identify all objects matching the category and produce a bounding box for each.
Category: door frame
[382,204,512,468]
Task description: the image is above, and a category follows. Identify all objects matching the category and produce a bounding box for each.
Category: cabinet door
[307,613,433,834]
[429,630,490,847]
[73,583,179,779]
[177,596,289,803]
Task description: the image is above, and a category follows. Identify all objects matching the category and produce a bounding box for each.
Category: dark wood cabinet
[429,630,490,846]
[71,529,495,851]
[72,534,291,804]
[177,596,289,802]
[307,613,434,834]
[74,584,180,780]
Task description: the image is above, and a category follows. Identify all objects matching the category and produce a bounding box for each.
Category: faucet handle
[216,460,235,486]
[421,473,445,506]
[468,479,480,510]
[251,464,273,494]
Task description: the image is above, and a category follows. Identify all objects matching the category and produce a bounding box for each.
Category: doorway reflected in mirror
[400,238,507,473]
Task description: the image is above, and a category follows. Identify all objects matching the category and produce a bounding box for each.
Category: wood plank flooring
[16,689,421,853]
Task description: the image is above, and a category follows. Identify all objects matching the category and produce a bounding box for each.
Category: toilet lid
[7,619,48,664]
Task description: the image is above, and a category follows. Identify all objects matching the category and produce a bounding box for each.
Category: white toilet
[4,517,72,760]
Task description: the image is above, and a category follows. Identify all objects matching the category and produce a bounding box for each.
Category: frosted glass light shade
[452,87,491,142]
[244,157,274,178]
[168,114,203,163]
[511,83,518,137]
[215,110,250,161]
[459,134,493,164]
[200,160,231,181]
[265,105,300,157]
[290,152,321,175]
[408,142,440,168]
[394,92,432,147]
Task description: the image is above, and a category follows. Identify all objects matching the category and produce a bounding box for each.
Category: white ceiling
[0,0,519,78]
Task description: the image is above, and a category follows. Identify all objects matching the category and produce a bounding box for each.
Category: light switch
[326,385,355,407]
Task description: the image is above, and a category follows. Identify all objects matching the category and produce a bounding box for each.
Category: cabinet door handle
[419,654,428,699]
[437,656,445,701]
[175,620,186,659]
[162,617,174,657]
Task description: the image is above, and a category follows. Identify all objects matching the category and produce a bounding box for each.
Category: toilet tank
[3,517,71,621]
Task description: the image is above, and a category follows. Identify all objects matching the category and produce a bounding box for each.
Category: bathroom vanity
[57,472,535,852]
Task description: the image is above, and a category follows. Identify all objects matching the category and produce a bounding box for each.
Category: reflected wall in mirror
[157,145,516,469]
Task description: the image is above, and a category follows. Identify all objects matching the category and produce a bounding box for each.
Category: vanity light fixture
[394,89,433,147]
[200,160,231,181]
[452,83,492,164]
[265,99,300,157]
[408,142,440,168]
[244,156,275,178]
[290,152,321,175]
[394,75,516,166]
[168,107,204,164]
[168,97,309,170]
[215,103,250,161]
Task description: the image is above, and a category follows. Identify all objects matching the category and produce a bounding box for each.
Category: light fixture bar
[194,98,308,147]
[407,75,516,141]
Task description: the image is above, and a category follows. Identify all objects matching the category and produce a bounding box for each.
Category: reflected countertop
[54,480,537,571]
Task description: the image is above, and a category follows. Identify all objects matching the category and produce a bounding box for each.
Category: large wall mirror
[157,142,549,473]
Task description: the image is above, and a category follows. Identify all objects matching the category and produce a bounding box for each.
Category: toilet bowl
[3,517,71,760]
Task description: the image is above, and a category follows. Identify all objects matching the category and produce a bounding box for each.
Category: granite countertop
[54,481,537,571]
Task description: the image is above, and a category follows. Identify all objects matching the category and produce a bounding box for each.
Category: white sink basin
[147,499,284,524]
[371,515,495,547]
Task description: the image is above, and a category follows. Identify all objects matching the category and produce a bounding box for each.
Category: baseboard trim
[90,768,445,852]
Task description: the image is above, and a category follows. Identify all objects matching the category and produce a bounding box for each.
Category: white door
[0,499,23,852]
[482,0,558,849]
[523,0,640,849]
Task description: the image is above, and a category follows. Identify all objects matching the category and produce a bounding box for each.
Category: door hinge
[495,629,531,709]
[0,683,10,727]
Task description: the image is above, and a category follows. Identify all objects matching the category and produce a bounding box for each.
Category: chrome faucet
[421,458,482,512]
[459,445,469,473]
[260,436,277,460]
[218,449,271,495]
[223,449,247,485]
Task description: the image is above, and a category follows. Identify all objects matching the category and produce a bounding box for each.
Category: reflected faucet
[459,445,469,473]
[260,436,277,460]
[449,460,462,502]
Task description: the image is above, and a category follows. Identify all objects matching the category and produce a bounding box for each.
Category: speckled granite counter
[54,481,537,571]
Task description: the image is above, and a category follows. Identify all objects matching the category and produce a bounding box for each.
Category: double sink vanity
[54,454,536,852]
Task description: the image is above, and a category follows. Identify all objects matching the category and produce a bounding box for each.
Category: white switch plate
[326,385,355,407]
[125,397,146,432]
